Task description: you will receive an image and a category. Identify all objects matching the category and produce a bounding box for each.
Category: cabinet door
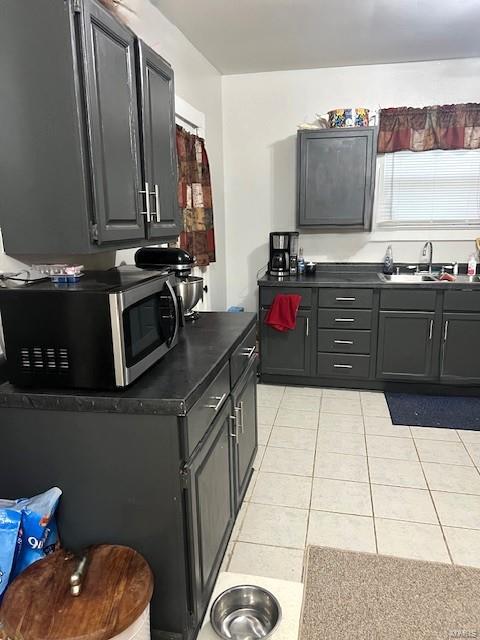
[297,128,376,229]
[232,357,258,508]
[377,311,436,380]
[441,314,480,384]
[184,401,235,622]
[260,310,313,377]
[80,0,145,243]
[137,41,180,240]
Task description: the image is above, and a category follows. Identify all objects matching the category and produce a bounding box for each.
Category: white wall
[0,0,227,311]
[222,57,480,311]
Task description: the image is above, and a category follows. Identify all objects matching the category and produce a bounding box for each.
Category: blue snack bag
[11,487,62,578]
[0,505,22,600]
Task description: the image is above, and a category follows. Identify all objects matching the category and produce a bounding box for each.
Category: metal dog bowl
[210,585,282,639]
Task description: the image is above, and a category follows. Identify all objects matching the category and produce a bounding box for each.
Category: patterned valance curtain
[378,103,480,153]
[176,126,216,266]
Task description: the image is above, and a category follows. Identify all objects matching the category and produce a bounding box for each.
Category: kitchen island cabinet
[0,313,257,640]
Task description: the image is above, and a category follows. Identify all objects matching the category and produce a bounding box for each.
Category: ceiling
[151,0,480,74]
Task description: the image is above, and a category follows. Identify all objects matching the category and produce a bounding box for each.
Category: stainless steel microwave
[0,269,179,389]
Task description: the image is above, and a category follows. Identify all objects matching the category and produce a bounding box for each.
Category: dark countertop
[258,264,480,290]
[0,312,256,417]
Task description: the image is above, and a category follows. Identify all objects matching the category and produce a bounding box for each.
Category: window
[376,149,480,227]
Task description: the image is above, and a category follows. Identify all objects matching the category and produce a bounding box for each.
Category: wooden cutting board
[0,545,153,640]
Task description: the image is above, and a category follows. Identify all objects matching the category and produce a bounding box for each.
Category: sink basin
[378,273,439,283]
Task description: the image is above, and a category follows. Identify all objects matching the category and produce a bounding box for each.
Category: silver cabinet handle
[235,401,245,434]
[334,339,354,345]
[333,364,353,369]
[240,346,256,358]
[429,319,433,340]
[229,415,238,443]
[306,317,309,336]
[205,392,227,411]
[444,320,449,342]
[335,318,355,322]
[154,184,161,223]
[139,181,152,223]
[335,297,356,301]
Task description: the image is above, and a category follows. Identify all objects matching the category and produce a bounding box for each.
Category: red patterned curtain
[175,126,216,266]
[378,103,480,153]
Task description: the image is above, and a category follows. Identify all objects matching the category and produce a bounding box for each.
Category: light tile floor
[223,384,480,583]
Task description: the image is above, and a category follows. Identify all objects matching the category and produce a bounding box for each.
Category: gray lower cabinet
[0,0,179,254]
[377,311,436,381]
[297,128,377,230]
[440,313,480,384]
[184,400,236,629]
[232,357,258,507]
[260,309,313,377]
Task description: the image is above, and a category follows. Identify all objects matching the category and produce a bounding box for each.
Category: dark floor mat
[385,392,480,431]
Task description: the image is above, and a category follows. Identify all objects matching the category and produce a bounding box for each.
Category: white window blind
[377,149,480,227]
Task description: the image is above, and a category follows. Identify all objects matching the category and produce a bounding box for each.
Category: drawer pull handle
[240,346,256,358]
[205,392,227,412]
[335,318,355,322]
[335,297,356,301]
[334,340,354,345]
[333,364,353,369]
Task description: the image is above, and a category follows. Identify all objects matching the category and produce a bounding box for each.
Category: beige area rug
[299,546,480,640]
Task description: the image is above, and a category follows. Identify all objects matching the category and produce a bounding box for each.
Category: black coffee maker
[268,232,299,277]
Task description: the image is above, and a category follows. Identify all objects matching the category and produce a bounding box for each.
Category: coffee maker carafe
[268,232,299,277]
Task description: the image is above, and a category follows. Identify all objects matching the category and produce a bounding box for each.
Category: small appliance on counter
[268,232,299,277]
[135,247,204,321]
[0,269,179,390]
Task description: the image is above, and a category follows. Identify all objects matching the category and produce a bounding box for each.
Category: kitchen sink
[378,273,439,283]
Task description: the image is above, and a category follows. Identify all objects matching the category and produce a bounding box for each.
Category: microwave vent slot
[19,347,70,372]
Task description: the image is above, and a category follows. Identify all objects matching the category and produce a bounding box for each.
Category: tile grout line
[302,399,323,581]
[362,396,379,554]
[411,434,455,565]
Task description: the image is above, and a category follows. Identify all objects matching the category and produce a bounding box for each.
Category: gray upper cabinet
[81,0,145,244]
[137,41,180,239]
[297,128,377,230]
[0,0,179,255]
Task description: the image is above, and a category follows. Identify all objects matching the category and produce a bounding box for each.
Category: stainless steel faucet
[421,241,433,274]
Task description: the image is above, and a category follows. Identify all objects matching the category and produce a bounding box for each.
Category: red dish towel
[264,294,302,332]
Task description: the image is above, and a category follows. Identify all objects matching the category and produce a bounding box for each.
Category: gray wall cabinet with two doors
[0,0,180,255]
[260,286,480,389]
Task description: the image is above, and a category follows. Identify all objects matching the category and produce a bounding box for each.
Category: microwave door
[109,276,179,387]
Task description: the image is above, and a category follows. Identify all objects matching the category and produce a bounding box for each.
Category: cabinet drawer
[317,353,370,379]
[318,288,373,309]
[186,361,231,456]
[381,290,436,311]
[260,287,312,309]
[317,308,372,330]
[443,291,480,312]
[230,325,257,388]
[317,329,371,354]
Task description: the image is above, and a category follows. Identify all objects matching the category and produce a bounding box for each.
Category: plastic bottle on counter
[383,245,394,275]
[298,247,305,275]
[467,253,477,276]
